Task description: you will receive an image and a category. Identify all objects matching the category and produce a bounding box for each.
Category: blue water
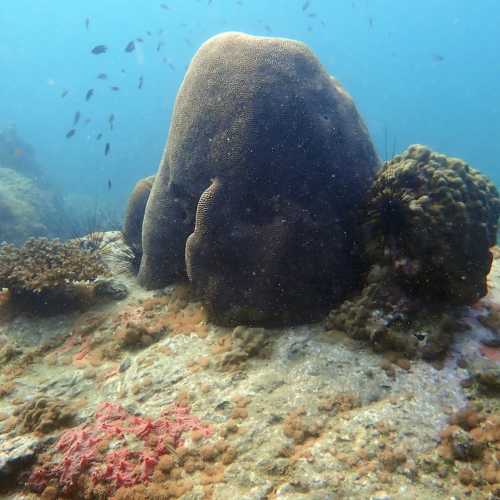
[2,0,500,212]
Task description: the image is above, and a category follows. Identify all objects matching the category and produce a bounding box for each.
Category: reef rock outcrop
[364,144,500,305]
[137,31,379,324]
[0,167,61,245]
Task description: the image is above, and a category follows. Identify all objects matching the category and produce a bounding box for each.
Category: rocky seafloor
[0,234,499,499]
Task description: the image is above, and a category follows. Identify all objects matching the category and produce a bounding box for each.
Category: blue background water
[1,0,499,215]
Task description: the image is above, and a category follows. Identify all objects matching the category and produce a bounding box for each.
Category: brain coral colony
[128,31,379,325]
[123,32,500,360]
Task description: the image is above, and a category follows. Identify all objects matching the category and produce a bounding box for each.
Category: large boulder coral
[137,31,379,324]
[122,175,155,271]
[364,144,500,305]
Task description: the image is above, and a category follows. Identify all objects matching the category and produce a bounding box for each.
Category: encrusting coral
[0,237,107,313]
[364,144,500,305]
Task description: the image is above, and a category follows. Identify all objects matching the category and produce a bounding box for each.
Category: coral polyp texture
[0,237,107,312]
[135,31,379,325]
[364,144,500,305]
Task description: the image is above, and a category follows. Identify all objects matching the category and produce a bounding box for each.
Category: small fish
[109,114,115,130]
[107,179,112,190]
[66,129,76,139]
[168,62,175,71]
[91,45,107,55]
[158,28,164,35]
[156,41,164,51]
[302,0,310,11]
[432,53,445,62]
[84,118,92,125]
[264,24,272,33]
[104,143,110,156]
[96,133,103,140]
[138,76,143,89]
[97,73,107,80]
[184,38,192,47]
[110,86,120,91]
[308,12,316,18]
[146,30,152,36]
[121,68,126,73]
[61,89,69,98]
[369,17,373,28]
[160,3,170,9]
[85,17,90,30]
[136,37,144,43]
[73,111,81,126]
[125,40,135,53]
[85,89,94,101]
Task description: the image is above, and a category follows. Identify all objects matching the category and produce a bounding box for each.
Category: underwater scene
[1,0,500,498]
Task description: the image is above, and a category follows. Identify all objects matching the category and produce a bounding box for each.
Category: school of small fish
[60,0,444,191]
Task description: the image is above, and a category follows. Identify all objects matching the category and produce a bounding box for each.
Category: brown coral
[16,397,76,434]
[364,144,500,305]
[0,237,107,313]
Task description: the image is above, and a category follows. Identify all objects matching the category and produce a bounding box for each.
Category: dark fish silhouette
[136,37,144,43]
[104,143,110,156]
[138,76,143,89]
[264,24,272,33]
[160,3,170,10]
[96,133,103,140]
[91,45,108,55]
[156,41,164,51]
[369,17,373,28]
[109,114,115,130]
[85,89,94,101]
[168,62,175,71]
[302,0,310,11]
[97,73,108,80]
[108,179,112,190]
[61,89,68,98]
[66,129,76,139]
[73,111,81,126]
[125,41,135,53]
[308,12,316,18]
[85,17,90,30]
[110,86,120,91]
[84,118,92,125]
[432,53,445,62]
[146,30,152,36]
[121,68,126,73]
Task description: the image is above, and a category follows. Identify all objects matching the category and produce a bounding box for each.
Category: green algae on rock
[364,144,500,305]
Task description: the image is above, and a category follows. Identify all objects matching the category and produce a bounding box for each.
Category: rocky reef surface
[0,234,498,499]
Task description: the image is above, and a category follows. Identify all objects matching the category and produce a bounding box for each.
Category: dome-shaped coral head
[365,144,500,305]
[136,31,379,325]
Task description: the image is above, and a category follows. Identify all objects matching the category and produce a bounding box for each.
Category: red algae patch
[479,344,500,362]
[27,402,213,498]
